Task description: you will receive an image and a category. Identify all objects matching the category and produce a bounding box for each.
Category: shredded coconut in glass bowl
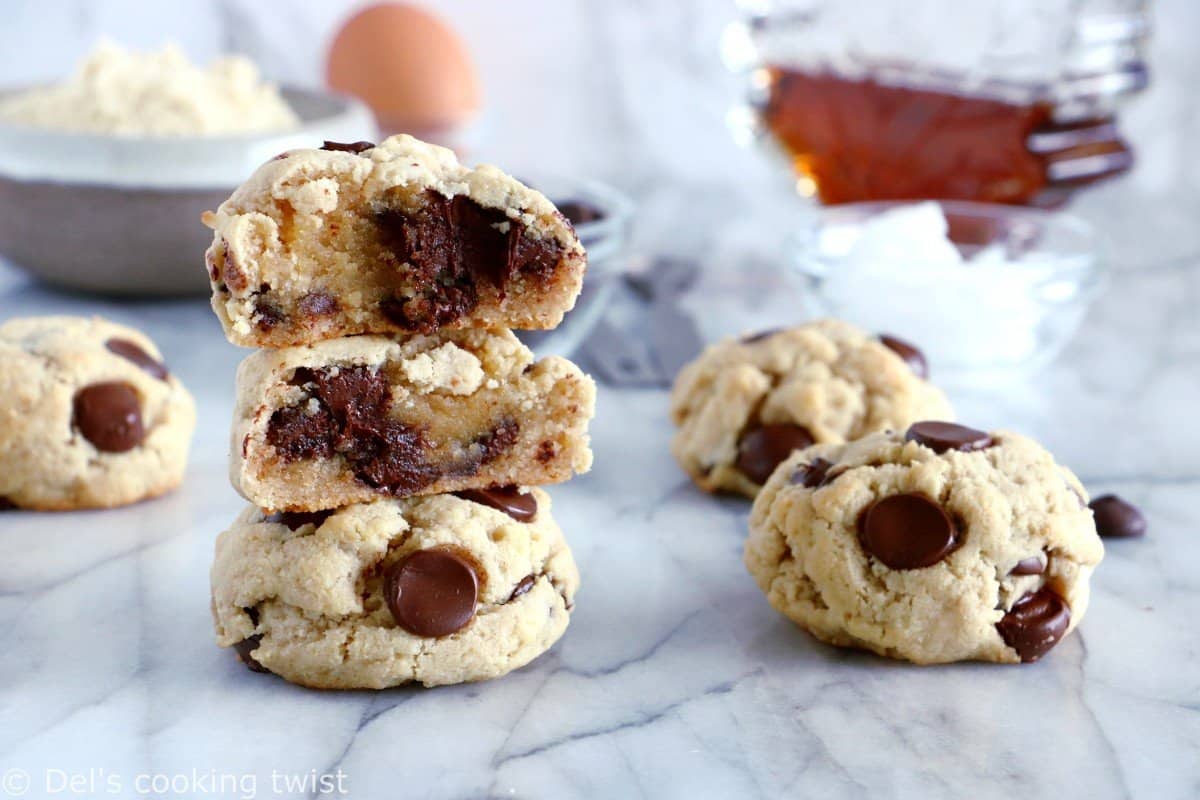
[0,40,300,136]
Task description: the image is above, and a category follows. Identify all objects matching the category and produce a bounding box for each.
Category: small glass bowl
[517,176,634,357]
[789,200,1105,385]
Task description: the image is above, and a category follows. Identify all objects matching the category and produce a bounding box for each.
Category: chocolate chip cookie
[231,328,594,512]
[203,135,587,348]
[745,422,1104,664]
[210,488,578,688]
[0,316,195,510]
[670,320,953,498]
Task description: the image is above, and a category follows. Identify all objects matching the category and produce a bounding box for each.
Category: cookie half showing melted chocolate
[203,135,587,347]
[233,329,595,512]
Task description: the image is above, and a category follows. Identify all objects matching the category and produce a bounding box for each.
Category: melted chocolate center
[265,366,517,495]
[376,191,563,332]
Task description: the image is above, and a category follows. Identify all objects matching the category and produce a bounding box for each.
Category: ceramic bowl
[0,88,376,296]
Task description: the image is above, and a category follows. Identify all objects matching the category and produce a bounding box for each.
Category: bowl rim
[0,85,377,189]
[517,172,636,274]
[789,199,1102,280]
[0,84,362,145]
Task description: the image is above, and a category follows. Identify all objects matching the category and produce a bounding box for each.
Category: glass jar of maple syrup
[723,0,1150,206]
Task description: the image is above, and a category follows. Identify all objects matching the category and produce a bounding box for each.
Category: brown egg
[326,3,481,136]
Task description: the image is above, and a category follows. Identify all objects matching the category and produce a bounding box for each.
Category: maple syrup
[762,66,1134,207]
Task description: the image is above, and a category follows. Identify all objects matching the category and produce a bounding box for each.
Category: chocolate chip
[736,424,815,485]
[0,497,17,511]
[219,238,248,291]
[556,200,605,226]
[879,334,928,379]
[73,382,144,453]
[375,191,563,333]
[996,588,1070,662]
[904,421,993,454]
[385,549,479,637]
[263,509,333,531]
[1088,494,1147,539]
[266,367,520,496]
[742,328,782,344]
[790,457,835,488]
[265,366,435,495]
[455,486,537,522]
[232,635,270,673]
[508,574,537,601]
[857,493,960,570]
[473,421,520,466]
[105,338,168,380]
[297,291,339,318]
[321,140,375,153]
[1010,555,1046,575]
[254,301,286,332]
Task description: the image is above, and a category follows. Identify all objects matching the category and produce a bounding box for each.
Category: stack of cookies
[203,135,596,689]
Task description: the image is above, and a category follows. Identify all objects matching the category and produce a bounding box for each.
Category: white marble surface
[1,1,1199,798]
[0,247,1198,800]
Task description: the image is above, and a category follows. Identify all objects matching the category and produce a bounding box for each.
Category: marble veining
[0,251,1197,799]
[0,1,1198,797]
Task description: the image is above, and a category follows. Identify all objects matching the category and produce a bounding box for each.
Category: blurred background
[0,0,1198,386]
[2,0,1196,269]
[1,6,1198,794]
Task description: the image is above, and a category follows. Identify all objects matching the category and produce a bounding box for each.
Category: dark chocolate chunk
[264,509,334,531]
[742,328,782,344]
[265,403,336,461]
[385,549,479,637]
[375,191,563,333]
[297,291,339,318]
[508,574,537,601]
[233,634,270,673]
[904,421,993,454]
[471,421,520,466]
[349,419,435,494]
[455,486,537,522]
[254,301,286,332]
[790,457,835,488]
[321,140,375,153]
[73,382,144,453]
[0,497,17,511]
[1088,494,1147,539]
[857,493,960,569]
[996,588,1070,662]
[879,334,928,379]
[265,366,435,494]
[736,424,815,486]
[105,338,168,380]
[288,366,318,387]
[1010,555,1046,575]
[266,367,515,496]
[218,239,248,291]
[556,200,605,226]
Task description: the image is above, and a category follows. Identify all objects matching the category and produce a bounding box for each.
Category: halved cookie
[231,328,594,511]
[203,135,586,347]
